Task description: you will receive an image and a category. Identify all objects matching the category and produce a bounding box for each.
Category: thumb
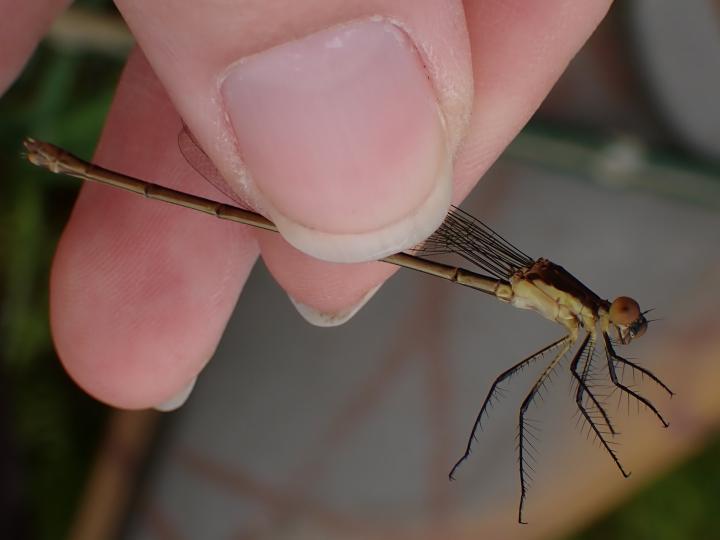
[114,1,473,262]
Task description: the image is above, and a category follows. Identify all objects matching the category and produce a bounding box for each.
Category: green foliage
[570,434,720,540]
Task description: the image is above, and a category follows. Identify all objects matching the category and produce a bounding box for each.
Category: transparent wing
[178,125,250,208]
[179,127,531,279]
[413,206,534,280]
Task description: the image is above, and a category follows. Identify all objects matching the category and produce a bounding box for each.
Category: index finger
[50,50,258,409]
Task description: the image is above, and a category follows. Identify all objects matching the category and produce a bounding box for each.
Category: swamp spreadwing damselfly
[23,137,673,524]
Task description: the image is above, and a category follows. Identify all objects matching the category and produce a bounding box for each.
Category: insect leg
[603,333,670,427]
[571,334,629,477]
[603,333,673,397]
[517,338,573,524]
[449,336,569,481]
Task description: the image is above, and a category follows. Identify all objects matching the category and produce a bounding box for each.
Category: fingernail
[153,376,197,412]
[289,283,381,327]
[221,19,451,263]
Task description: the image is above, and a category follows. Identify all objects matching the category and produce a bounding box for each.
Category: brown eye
[610,296,641,325]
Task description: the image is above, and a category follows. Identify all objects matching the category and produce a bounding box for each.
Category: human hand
[3,0,612,409]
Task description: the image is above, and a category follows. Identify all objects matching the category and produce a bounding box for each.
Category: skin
[1,0,613,408]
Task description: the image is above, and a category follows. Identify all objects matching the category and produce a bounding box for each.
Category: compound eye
[632,319,648,339]
[610,296,641,325]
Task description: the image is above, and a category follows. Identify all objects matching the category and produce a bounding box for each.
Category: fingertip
[49,50,256,409]
[259,231,395,325]
[289,282,381,327]
[153,376,197,412]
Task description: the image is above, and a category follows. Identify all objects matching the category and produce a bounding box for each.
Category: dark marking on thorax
[524,258,610,314]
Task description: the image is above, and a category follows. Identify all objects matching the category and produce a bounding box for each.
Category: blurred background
[1,1,720,539]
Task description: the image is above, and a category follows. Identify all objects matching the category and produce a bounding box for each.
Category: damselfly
[23,137,672,523]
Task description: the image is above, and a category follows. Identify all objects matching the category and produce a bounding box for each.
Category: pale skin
[2,0,613,409]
